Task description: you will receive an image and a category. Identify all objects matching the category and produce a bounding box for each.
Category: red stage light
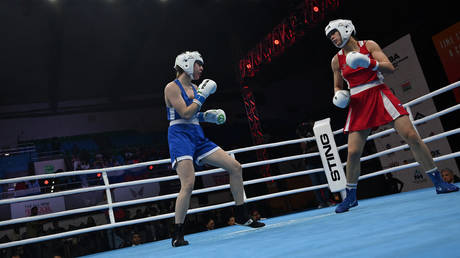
[97,173,102,178]
[246,63,252,69]
[147,165,154,171]
[273,39,280,45]
[44,180,49,185]
[313,6,319,12]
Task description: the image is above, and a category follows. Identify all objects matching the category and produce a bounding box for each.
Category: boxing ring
[1,81,459,257]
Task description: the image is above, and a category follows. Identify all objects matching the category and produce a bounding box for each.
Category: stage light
[147,165,154,171]
[273,39,280,45]
[97,173,102,178]
[44,180,49,185]
[313,6,319,12]
[246,63,252,69]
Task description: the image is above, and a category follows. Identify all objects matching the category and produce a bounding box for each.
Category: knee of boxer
[180,180,195,194]
[347,142,364,161]
[230,160,243,174]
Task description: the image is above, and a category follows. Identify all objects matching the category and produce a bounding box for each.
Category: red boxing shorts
[344,83,408,133]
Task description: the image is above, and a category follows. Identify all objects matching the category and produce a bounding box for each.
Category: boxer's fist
[346,51,378,71]
[193,79,217,106]
[198,109,226,125]
[346,51,370,69]
[333,90,350,108]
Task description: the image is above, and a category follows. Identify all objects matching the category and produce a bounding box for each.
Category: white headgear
[325,19,356,48]
[174,51,204,79]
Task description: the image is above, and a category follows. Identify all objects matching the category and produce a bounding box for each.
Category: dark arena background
[1,1,459,257]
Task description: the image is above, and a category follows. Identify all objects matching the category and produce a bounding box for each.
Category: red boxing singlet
[337,41,408,133]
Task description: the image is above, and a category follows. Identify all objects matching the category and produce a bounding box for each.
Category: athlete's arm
[366,40,395,74]
[164,82,200,119]
[331,55,350,108]
[331,55,344,93]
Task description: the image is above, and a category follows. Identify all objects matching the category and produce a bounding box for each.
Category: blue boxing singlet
[166,79,219,168]
[166,79,198,121]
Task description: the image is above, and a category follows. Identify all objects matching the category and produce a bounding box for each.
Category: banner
[432,21,460,102]
[33,159,66,175]
[10,196,65,219]
[373,34,459,192]
[113,182,160,202]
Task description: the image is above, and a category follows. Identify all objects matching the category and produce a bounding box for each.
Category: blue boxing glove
[197,109,226,125]
[193,79,217,107]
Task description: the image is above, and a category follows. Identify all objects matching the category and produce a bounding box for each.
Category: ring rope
[0,81,458,249]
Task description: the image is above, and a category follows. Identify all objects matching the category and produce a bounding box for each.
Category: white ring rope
[2,111,458,208]
[0,81,458,249]
[2,127,459,229]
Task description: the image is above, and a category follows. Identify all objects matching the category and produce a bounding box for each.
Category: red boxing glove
[368,59,379,71]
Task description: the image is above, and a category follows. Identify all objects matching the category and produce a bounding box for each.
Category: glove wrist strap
[196,112,205,122]
[369,59,379,71]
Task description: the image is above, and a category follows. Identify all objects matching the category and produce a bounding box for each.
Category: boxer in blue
[164,51,265,247]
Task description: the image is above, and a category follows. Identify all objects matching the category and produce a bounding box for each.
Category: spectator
[83,216,97,228]
[227,216,236,226]
[441,168,460,184]
[129,232,144,246]
[14,181,28,191]
[50,246,65,258]
[25,207,42,238]
[24,206,43,258]
[251,209,266,222]
[79,216,99,255]
[205,218,215,231]
[79,161,90,188]
[49,221,65,234]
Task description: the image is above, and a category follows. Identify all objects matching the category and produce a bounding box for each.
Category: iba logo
[130,187,144,198]
[413,169,427,183]
[388,53,408,68]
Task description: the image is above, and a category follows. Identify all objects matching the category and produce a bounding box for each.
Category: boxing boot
[235,204,265,228]
[426,169,459,194]
[335,188,358,213]
[171,223,189,247]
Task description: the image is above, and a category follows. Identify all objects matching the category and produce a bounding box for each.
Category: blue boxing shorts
[168,123,220,169]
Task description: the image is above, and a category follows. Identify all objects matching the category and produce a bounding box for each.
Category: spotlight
[313,6,319,12]
[273,39,280,45]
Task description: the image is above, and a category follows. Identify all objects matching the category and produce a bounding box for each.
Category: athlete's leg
[201,149,244,205]
[202,149,264,227]
[174,159,196,224]
[171,159,195,247]
[346,129,371,184]
[393,115,458,193]
[393,116,434,170]
[336,129,370,213]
